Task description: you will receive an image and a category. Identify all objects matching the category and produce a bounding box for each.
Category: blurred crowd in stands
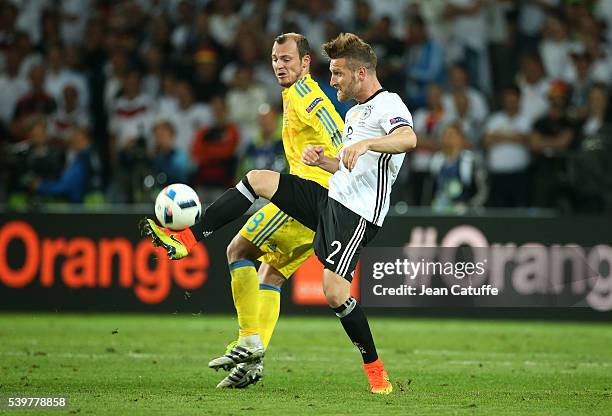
[1,0,612,214]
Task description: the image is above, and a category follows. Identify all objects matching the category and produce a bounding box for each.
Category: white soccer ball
[154,184,202,230]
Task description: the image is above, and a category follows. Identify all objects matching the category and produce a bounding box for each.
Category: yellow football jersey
[281,73,344,188]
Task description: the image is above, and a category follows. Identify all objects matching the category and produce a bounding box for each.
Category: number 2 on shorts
[326,241,342,264]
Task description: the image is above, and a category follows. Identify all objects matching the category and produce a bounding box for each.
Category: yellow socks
[229,260,260,339]
[229,260,282,350]
[258,284,281,349]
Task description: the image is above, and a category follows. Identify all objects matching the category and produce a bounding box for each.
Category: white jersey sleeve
[378,94,414,134]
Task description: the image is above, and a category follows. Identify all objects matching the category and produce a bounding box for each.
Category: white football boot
[216,359,264,388]
[208,337,264,371]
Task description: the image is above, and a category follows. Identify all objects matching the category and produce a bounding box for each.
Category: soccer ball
[154,184,202,230]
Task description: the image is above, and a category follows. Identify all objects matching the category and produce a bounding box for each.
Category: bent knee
[246,170,279,199]
[323,287,350,309]
[226,235,260,263]
[246,169,269,182]
[322,270,351,308]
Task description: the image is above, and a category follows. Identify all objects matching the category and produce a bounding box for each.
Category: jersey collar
[297,73,311,86]
[358,88,386,105]
[282,73,311,97]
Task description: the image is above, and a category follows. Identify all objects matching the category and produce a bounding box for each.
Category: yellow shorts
[239,203,315,278]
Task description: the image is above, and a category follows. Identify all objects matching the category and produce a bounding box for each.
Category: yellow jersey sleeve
[290,76,344,153]
[282,74,345,188]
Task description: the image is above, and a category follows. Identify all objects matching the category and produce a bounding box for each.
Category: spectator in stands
[150,119,192,185]
[517,0,557,53]
[566,123,612,214]
[442,0,491,96]
[0,2,19,50]
[208,0,241,49]
[15,31,43,81]
[444,90,481,146]
[429,123,487,212]
[191,95,240,192]
[192,47,226,103]
[146,15,174,57]
[410,83,446,205]
[443,64,489,125]
[565,43,610,124]
[108,68,154,162]
[156,80,212,155]
[44,44,89,111]
[530,80,576,208]
[58,0,91,46]
[487,0,518,95]
[483,85,532,207]
[170,0,196,53]
[226,65,267,152]
[580,83,608,139]
[157,71,179,114]
[183,13,224,62]
[49,84,91,144]
[108,68,153,202]
[365,15,404,92]
[103,51,130,111]
[220,32,278,104]
[0,47,28,134]
[403,14,445,110]
[580,32,612,84]
[38,10,61,52]
[141,45,165,98]
[352,0,374,35]
[64,45,87,79]
[6,115,64,198]
[539,12,572,80]
[11,64,56,142]
[33,127,98,203]
[516,52,551,125]
[11,0,47,47]
[237,104,285,178]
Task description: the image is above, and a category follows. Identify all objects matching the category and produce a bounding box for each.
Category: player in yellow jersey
[210,33,344,388]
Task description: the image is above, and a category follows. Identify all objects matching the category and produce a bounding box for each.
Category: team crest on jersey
[360,105,373,119]
[389,116,409,125]
[306,97,323,113]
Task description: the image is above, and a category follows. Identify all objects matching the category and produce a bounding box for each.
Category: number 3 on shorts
[246,212,265,232]
[326,241,342,264]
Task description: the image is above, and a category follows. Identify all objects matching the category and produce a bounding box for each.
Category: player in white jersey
[140,33,416,394]
[328,90,412,226]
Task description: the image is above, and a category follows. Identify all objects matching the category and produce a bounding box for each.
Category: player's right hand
[302,145,325,166]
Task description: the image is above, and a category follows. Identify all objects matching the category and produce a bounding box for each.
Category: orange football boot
[363,358,393,394]
[139,218,197,259]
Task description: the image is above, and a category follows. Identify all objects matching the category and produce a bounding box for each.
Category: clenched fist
[302,145,326,166]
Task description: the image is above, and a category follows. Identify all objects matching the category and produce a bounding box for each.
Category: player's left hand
[342,141,370,172]
[302,145,326,166]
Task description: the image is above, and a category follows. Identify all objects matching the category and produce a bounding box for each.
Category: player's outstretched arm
[343,126,417,171]
[302,145,340,173]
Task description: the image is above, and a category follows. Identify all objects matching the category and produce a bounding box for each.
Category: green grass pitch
[0,314,610,415]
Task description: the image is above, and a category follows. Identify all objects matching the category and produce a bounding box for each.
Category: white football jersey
[328,89,413,226]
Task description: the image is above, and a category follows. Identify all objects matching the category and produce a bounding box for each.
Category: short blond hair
[322,33,377,71]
